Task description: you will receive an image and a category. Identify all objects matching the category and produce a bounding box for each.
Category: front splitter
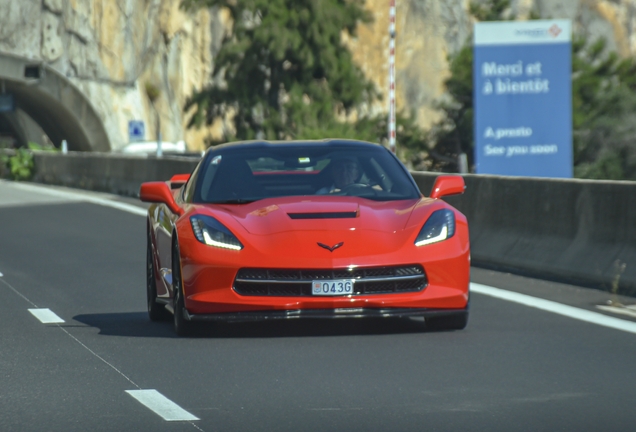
[184,307,468,323]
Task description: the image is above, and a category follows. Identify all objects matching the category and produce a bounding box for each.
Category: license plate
[312,279,354,296]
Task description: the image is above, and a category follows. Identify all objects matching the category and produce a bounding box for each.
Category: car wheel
[172,239,194,337]
[147,232,170,322]
[426,312,468,331]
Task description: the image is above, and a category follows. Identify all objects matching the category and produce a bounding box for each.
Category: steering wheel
[329,183,374,196]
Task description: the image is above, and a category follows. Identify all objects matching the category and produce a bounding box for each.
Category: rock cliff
[0,0,635,150]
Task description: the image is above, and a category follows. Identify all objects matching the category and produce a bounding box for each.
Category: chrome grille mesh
[233,265,427,296]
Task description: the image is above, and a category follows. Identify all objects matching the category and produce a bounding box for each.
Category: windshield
[194,143,420,203]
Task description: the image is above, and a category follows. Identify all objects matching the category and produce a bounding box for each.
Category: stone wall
[1,0,635,150]
[0,0,225,151]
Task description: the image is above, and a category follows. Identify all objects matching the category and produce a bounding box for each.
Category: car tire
[426,312,468,331]
[172,238,194,337]
[147,231,171,322]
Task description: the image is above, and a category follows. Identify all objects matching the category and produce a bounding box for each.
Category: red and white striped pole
[388,0,397,154]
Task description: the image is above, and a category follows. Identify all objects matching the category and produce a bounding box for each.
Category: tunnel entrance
[0,52,111,152]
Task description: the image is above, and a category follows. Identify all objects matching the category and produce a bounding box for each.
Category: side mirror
[140,182,184,215]
[170,173,190,188]
[429,175,465,199]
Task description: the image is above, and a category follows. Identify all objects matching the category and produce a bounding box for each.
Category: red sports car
[141,140,469,336]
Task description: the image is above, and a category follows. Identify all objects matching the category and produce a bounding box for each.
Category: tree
[181,0,430,163]
[571,37,636,180]
[181,0,376,143]
[428,0,636,179]
[426,0,512,172]
[426,43,474,171]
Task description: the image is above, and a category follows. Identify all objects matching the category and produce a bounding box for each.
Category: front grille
[233,265,427,296]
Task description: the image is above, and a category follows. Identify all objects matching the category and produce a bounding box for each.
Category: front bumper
[177,215,471,314]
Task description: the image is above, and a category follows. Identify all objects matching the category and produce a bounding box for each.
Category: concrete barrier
[413,172,636,295]
[22,151,636,295]
[31,151,198,197]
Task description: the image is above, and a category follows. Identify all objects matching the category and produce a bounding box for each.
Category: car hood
[203,196,437,235]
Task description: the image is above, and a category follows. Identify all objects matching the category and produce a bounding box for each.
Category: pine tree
[181,0,377,143]
[571,37,636,180]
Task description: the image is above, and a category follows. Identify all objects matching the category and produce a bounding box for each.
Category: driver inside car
[316,157,363,194]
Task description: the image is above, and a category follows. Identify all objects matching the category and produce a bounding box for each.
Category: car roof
[206,139,385,154]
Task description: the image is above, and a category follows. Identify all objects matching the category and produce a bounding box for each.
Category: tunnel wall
[24,151,636,295]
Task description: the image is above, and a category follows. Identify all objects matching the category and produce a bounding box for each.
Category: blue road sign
[128,120,145,142]
[474,20,572,177]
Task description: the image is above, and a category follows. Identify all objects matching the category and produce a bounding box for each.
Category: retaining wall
[22,151,636,295]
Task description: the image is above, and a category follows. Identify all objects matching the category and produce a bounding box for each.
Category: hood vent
[287,211,357,220]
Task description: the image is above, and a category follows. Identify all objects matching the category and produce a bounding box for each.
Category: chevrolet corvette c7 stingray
[140,139,469,336]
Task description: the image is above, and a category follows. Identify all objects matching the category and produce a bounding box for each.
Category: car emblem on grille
[317,242,344,252]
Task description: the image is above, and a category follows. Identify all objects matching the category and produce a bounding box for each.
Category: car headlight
[190,215,243,250]
[415,209,456,246]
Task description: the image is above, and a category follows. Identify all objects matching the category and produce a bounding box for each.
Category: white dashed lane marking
[28,308,65,324]
[126,389,200,421]
[1,185,207,428]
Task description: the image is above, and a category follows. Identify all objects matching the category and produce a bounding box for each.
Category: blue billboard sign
[474,20,572,177]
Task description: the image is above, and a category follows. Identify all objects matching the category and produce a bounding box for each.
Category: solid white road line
[126,389,200,421]
[28,308,65,324]
[8,182,147,217]
[471,283,636,335]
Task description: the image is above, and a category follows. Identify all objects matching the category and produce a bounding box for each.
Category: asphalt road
[1,180,636,432]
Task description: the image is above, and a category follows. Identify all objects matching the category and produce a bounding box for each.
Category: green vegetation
[182,0,636,179]
[571,38,636,180]
[182,0,374,142]
[0,144,34,181]
[144,82,161,104]
[6,147,34,180]
[427,0,521,172]
[0,142,57,181]
[429,0,636,179]
[181,0,427,162]
[145,81,163,142]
